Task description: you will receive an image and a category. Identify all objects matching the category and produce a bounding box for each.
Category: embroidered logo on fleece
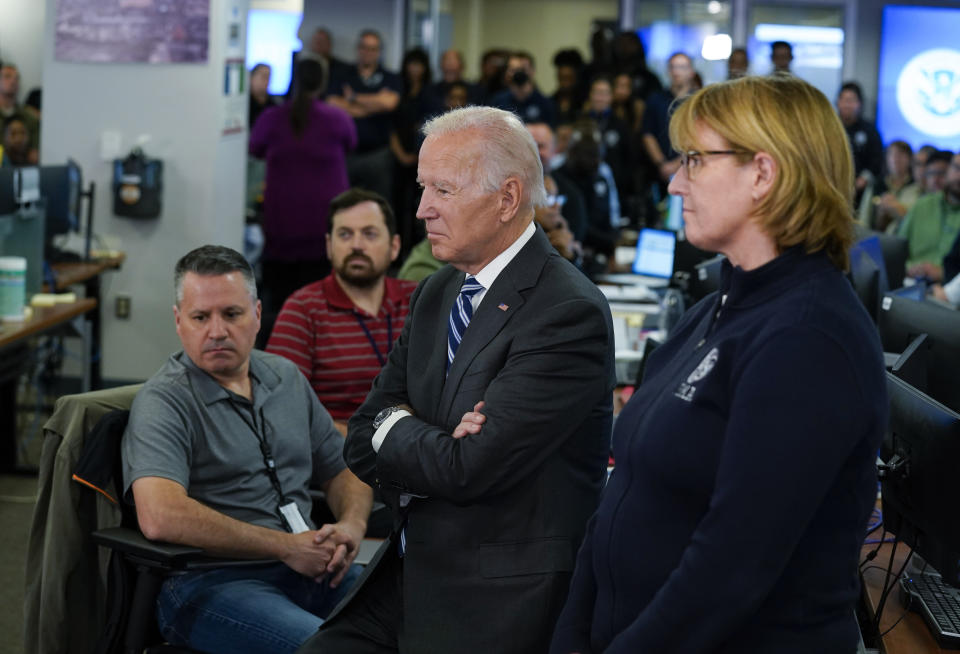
[675,347,719,402]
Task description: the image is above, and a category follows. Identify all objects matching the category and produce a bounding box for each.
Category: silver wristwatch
[373,405,406,431]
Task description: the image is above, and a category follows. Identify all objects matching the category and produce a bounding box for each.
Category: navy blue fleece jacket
[551,247,887,653]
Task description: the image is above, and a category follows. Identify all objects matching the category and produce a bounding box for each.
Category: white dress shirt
[371,220,537,452]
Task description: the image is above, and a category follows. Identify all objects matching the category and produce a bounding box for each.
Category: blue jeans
[157,561,362,654]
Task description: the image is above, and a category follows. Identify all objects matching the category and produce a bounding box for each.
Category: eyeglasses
[680,150,751,179]
[545,193,566,208]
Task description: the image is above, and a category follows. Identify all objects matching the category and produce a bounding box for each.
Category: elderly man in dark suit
[298,105,615,654]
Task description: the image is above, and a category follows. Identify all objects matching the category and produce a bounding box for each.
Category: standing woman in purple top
[250,58,357,337]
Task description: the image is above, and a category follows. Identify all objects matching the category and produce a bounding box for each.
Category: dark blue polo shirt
[490,88,556,126]
[328,65,402,152]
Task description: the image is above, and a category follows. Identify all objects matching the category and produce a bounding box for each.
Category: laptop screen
[632,228,677,278]
[888,284,925,302]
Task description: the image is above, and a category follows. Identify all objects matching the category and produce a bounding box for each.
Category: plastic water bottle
[658,287,684,336]
[0,256,27,322]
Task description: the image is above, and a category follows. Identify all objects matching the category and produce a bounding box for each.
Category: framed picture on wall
[54,0,210,64]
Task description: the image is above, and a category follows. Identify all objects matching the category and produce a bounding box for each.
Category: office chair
[81,408,213,654]
[26,390,248,654]
[25,385,141,654]
[86,412,388,653]
[29,386,385,654]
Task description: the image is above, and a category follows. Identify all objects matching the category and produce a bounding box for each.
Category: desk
[49,254,124,389]
[860,540,947,653]
[0,298,97,472]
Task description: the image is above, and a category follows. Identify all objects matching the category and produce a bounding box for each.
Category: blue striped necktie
[400,276,484,557]
[447,276,484,371]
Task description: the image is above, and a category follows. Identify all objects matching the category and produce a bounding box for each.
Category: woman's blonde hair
[669,74,855,270]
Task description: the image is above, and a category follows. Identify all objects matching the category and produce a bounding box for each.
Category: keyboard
[899,572,960,647]
[595,273,671,289]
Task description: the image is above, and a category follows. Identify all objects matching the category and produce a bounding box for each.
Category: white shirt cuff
[944,274,960,306]
[371,410,412,452]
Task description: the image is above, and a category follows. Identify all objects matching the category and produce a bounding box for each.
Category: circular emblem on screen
[896,49,960,138]
[687,347,719,384]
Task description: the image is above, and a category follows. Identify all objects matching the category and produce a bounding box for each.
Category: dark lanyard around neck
[353,310,393,367]
[228,398,287,504]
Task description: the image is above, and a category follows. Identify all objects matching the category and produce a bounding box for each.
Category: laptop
[628,228,676,287]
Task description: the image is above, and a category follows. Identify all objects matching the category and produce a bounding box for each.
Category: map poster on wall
[55,0,210,64]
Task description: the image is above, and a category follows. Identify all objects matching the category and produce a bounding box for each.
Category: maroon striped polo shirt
[266,274,418,421]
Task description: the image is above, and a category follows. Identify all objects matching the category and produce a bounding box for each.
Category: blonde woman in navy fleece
[552,74,887,654]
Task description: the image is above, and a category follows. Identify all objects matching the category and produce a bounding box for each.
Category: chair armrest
[92,526,206,569]
[92,526,276,571]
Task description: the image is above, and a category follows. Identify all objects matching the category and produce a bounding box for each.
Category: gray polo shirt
[122,349,345,532]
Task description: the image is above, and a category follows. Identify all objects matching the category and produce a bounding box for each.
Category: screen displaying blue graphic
[633,228,677,278]
[246,9,302,96]
[878,6,960,151]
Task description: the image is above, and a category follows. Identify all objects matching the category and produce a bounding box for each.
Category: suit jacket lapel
[421,269,464,424]
[438,227,553,416]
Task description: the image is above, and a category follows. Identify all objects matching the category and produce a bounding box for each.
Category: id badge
[279,501,310,534]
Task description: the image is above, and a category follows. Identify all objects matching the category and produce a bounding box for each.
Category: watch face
[373,407,395,429]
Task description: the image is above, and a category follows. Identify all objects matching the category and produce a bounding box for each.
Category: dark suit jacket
[341,227,615,653]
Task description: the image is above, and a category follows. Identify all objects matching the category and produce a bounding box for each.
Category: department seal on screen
[896,49,960,138]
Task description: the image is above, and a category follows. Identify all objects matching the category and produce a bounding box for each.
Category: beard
[335,253,386,289]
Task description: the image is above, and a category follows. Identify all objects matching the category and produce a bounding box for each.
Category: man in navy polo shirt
[490,51,556,127]
[327,30,402,202]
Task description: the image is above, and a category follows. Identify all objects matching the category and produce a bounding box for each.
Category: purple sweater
[249,101,357,261]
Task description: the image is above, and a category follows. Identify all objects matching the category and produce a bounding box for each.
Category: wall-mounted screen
[877,5,960,151]
[246,9,303,96]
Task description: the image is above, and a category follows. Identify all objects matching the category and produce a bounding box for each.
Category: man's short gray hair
[174,245,258,306]
[422,106,547,208]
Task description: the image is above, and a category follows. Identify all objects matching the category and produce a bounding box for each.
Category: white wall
[42,0,250,381]
[0,0,46,99]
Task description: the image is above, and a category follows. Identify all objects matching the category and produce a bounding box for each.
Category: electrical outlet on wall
[115,294,131,320]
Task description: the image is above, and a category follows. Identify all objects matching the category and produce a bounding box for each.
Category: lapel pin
[498,303,509,311]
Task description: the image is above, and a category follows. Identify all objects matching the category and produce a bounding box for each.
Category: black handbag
[112,148,162,218]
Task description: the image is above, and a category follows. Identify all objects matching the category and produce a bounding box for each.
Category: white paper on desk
[598,284,659,303]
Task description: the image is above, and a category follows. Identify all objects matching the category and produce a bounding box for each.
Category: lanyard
[228,398,287,505]
[353,310,393,368]
[939,196,958,236]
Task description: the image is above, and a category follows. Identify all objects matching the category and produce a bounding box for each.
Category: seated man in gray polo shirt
[122,245,372,654]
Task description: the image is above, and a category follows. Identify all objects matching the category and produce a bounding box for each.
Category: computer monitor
[0,169,16,215]
[890,333,929,393]
[854,225,908,291]
[881,372,960,586]
[39,159,82,239]
[673,234,715,277]
[877,232,909,292]
[631,228,676,279]
[848,239,883,322]
[688,254,724,303]
[878,293,960,412]
[0,170,46,294]
[888,283,925,302]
